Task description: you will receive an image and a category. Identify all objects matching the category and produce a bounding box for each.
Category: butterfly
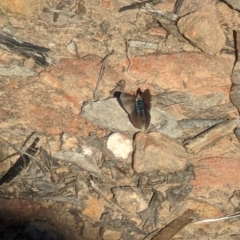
[120,88,151,129]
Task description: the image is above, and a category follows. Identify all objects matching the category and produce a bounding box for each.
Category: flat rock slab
[133,132,188,174]
[80,97,182,138]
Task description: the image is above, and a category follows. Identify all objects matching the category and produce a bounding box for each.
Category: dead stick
[152,209,195,240]
[0,137,40,163]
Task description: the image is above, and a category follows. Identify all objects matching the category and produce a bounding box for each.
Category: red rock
[187,132,240,206]
[0,52,234,137]
[176,0,226,55]
[178,11,226,55]
[191,156,240,197]
[133,132,187,174]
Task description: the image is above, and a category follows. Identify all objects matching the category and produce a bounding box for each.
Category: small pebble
[107,133,133,159]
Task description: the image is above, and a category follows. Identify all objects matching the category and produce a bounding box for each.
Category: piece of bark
[0,33,50,66]
[184,120,240,154]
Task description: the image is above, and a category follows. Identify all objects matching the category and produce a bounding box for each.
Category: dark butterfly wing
[141,89,151,111]
[144,108,151,129]
[130,108,151,129]
[130,109,143,129]
[120,92,136,114]
[142,89,151,129]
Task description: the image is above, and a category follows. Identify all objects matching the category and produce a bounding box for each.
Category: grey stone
[80,97,182,138]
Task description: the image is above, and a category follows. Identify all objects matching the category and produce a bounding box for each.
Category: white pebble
[107,133,133,159]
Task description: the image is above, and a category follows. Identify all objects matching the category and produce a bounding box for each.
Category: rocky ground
[0,0,240,239]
